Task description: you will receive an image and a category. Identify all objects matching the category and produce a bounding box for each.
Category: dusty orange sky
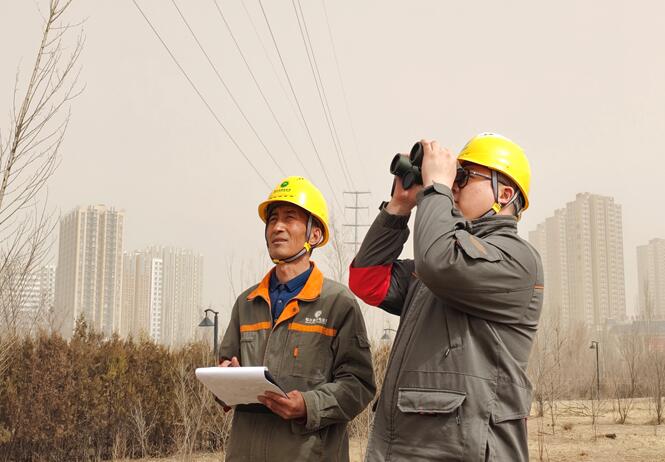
[1,0,662,337]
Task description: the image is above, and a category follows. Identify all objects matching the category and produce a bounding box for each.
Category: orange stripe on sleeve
[289,322,337,337]
[240,321,272,332]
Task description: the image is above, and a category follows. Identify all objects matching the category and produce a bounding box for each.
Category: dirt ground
[525,398,665,462]
[135,399,664,461]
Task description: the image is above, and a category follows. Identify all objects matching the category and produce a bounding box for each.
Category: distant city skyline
[52,204,205,343]
[49,191,665,343]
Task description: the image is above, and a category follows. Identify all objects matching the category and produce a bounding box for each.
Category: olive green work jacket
[220,263,375,462]
[349,184,544,461]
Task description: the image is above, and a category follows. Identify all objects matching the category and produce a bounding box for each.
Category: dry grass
[141,398,664,462]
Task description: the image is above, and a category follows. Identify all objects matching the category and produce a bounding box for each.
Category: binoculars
[390,142,424,189]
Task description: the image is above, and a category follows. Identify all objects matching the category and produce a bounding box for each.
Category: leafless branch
[0,0,83,339]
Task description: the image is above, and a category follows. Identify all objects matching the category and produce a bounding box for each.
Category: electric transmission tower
[343,191,371,255]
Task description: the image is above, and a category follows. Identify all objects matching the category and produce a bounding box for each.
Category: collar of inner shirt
[269,264,313,300]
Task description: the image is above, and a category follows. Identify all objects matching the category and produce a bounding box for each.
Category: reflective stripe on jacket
[349,184,543,462]
[220,263,375,462]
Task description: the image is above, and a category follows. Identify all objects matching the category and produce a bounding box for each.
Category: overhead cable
[256,0,343,213]
[212,0,313,179]
[320,0,369,186]
[170,0,285,177]
[292,0,354,190]
[131,0,271,189]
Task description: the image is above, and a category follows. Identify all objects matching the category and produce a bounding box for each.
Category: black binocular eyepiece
[390,142,424,189]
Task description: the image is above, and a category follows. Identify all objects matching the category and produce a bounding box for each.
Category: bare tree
[610,327,644,424]
[323,214,351,284]
[529,328,549,418]
[528,308,569,434]
[205,405,234,455]
[0,0,83,340]
[646,345,665,428]
[641,283,665,429]
[535,411,550,462]
[225,252,264,302]
[173,357,208,459]
[130,399,157,457]
[589,379,604,441]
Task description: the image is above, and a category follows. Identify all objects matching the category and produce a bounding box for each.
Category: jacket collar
[467,215,518,238]
[247,262,324,306]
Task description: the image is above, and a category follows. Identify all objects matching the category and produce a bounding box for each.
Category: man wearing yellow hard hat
[350,134,543,461]
[218,176,375,462]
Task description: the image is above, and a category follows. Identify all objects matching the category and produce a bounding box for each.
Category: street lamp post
[589,340,600,399]
[199,308,220,361]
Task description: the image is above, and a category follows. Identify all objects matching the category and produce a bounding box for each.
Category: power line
[256,0,342,213]
[292,0,351,188]
[240,0,302,126]
[212,0,312,179]
[292,0,354,190]
[320,0,369,186]
[130,0,271,189]
[170,0,284,177]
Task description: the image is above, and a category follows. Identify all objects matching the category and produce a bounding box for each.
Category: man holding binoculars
[350,133,544,461]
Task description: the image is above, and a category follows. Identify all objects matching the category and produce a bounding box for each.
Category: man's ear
[308,226,323,246]
[498,185,515,206]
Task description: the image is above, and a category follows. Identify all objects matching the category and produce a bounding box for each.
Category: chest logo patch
[305,310,328,325]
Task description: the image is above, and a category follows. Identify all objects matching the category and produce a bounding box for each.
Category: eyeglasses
[454,167,493,189]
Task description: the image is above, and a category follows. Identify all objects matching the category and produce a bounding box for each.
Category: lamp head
[199,315,215,327]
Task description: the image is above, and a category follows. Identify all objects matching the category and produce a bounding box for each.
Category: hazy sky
[2,0,663,337]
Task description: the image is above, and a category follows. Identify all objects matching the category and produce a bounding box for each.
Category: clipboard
[195,366,287,406]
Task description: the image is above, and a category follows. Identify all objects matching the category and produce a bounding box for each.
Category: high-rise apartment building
[528,210,569,327]
[15,265,56,331]
[637,238,665,320]
[122,247,203,346]
[40,265,56,310]
[121,252,162,341]
[529,193,626,331]
[54,205,124,338]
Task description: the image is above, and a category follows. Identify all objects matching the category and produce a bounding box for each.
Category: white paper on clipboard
[195,366,287,406]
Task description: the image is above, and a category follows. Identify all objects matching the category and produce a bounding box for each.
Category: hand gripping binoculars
[390,142,424,189]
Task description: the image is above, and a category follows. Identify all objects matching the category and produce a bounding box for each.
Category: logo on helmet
[280,181,289,188]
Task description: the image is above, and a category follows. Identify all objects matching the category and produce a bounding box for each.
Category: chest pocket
[289,326,334,382]
[239,331,260,366]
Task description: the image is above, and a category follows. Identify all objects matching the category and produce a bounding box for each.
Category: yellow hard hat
[258,176,330,247]
[457,133,531,211]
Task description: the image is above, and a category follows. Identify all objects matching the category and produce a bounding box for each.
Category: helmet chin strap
[269,215,318,265]
[481,171,520,218]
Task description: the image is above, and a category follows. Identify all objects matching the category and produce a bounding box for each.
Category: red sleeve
[348,264,393,306]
